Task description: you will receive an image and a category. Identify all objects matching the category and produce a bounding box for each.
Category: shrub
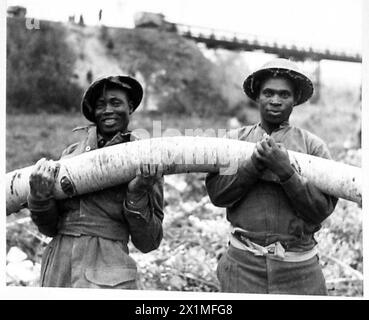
[7,18,83,113]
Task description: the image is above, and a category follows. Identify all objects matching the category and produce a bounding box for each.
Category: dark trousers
[217,244,328,295]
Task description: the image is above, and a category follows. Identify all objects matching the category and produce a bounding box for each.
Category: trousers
[217,244,327,295]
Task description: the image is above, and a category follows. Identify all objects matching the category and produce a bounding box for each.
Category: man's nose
[270,96,282,105]
[102,103,114,113]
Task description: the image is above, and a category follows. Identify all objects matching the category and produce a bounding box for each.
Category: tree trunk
[6,137,361,215]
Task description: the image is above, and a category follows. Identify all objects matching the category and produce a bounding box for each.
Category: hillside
[6,17,361,131]
[6,17,253,117]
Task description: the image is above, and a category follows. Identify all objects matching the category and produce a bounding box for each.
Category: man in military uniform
[28,75,164,289]
[206,59,337,295]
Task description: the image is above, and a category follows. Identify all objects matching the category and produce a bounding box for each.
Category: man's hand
[128,163,164,194]
[254,135,294,181]
[29,158,57,200]
[251,144,266,172]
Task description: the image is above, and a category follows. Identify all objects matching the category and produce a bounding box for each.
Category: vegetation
[100,27,240,116]
[6,18,252,117]
[6,18,83,113]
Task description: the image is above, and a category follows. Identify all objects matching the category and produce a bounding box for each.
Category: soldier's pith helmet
[81,75,143,122]
[243,58,314,106]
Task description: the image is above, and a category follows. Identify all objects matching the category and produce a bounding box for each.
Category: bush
[7,18,83,113]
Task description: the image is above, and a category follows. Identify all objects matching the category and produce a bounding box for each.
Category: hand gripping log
[6,136,362,215]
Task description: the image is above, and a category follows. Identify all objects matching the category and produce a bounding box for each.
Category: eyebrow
[96,96,123,102]
[261,88,292,94]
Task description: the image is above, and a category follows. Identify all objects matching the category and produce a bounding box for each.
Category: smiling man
[206,58,338,295]
[27,75,164,289]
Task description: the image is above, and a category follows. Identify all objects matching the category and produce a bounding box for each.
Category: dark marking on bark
[10,172,17,195]
[54,163,61,179]
[60,168,77,197]
[60,176,76,197]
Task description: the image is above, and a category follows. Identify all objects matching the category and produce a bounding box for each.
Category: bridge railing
[175,23,361,62]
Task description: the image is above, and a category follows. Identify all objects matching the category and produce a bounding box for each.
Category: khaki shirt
[28,126,164,288]
[206,122,337,252]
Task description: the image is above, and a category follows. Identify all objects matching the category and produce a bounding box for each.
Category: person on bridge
[206,58,338,295]
[27,75,164,289]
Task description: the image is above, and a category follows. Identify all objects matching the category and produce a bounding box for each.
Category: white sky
[6,0,362,51]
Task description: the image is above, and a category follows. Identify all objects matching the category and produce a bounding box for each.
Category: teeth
[103,119,116,125]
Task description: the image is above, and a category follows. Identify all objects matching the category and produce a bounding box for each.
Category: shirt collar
[257,120,290,132]
[97,131,132,148]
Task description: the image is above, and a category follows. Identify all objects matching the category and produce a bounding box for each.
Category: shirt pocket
[85,266,137,288]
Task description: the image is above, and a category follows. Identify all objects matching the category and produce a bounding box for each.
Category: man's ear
[293,89,300,106]
[128,102,134,115]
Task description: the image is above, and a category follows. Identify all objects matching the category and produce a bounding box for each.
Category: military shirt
[206,122,337,252]
[28,126,164,288]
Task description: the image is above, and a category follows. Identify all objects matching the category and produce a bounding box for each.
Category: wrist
[27,193,54,212]
[278,166,294,182]
[29,192,53,202]
[250,156,265,172]
[127,190,148,202]
[126,193,149,211]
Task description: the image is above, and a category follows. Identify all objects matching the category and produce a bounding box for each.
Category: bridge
[174,24,361,63]
[134,12,361,64]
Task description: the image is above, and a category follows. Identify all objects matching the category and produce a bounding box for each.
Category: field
[5,90,362,296]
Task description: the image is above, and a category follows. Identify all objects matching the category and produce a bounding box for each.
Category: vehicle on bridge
[134,11,177,32]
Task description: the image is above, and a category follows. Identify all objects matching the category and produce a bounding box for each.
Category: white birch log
[6,136,361,215]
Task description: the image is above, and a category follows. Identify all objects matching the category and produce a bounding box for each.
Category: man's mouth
[267,110,282,116]
[102,118,118,126]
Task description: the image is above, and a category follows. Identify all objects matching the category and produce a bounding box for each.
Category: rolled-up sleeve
[123,178,164,253]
